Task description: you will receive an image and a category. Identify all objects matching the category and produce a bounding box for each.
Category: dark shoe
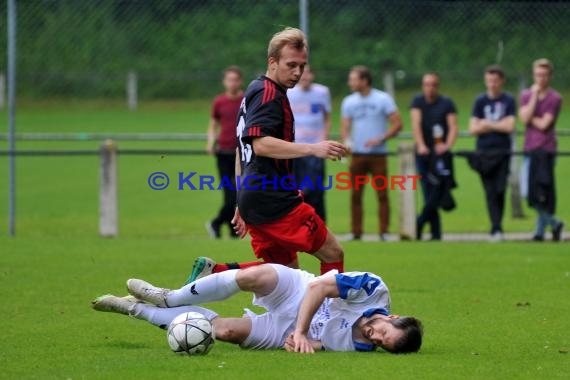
[553,222,564,242]
[349,234,361,241]
[531,235,544,242]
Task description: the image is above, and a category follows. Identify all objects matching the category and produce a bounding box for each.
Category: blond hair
[533,58,553,74]
[267,27,308,60]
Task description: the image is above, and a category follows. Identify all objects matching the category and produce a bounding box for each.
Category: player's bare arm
[283,332,322,352]
[292,275,339,353]
[252,136,347,160]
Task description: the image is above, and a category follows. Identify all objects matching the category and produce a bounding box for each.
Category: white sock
[166,270,239,307]
[131,304,219,330]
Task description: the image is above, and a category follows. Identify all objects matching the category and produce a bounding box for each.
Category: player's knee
[215,325,237,342]
[236,265,275,291]
[331,245,344,262]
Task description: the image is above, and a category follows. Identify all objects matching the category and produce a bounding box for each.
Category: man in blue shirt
[469,65,516,241]
[341,66,403,240]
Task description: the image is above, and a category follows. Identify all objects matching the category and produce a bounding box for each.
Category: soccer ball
[167,312,215,355]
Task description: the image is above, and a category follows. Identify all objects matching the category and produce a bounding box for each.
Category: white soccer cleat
[91,294,141,315]
[127,279,170,307]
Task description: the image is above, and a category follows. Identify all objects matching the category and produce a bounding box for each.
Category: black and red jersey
[236,75,302,225]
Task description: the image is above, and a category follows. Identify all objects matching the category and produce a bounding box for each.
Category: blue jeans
[522,156,560,236]
[536,208,560,236]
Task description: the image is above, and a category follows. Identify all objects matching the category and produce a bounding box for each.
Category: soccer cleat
[185,257,217,285]
[553,221,564,242]
[92,294,141,315]
[127,279,170,307]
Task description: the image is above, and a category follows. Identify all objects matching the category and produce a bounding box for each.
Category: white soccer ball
[167,311,215,355]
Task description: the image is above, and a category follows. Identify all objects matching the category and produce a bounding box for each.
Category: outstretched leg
[134,305,252,345]
[128,264,279,308]
[92,295,252,345]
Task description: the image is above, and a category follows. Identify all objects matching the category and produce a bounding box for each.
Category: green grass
[0,95,568,378]
[0,239,568,379]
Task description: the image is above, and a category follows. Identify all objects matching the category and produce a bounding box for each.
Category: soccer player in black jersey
[195,28,346,279]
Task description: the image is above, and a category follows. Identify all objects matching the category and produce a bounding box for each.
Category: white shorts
[240,264,316,349]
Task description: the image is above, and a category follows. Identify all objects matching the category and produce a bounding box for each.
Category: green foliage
[2,1,570,99]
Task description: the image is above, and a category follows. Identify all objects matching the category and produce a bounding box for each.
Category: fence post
[0,73,5,110]
[383,70,395,99]
[127,70,138,111]
[398,142,416,240]
[100,139,118,237]
[510,76,526,218]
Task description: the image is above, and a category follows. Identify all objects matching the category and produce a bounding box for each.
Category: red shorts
[247,202,328,266]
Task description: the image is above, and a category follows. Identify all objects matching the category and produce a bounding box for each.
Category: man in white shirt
[341,66,403,240]
[93,263,423,354]
[288,65,331,221]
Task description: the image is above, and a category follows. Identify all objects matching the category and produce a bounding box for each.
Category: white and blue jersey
[309,272,391,351]
[240,265,391,352]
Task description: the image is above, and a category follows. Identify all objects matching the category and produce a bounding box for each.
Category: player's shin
[131,304,219,330]
[166,270,240,306]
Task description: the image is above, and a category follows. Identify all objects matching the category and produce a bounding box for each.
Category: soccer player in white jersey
[92,264,422,354]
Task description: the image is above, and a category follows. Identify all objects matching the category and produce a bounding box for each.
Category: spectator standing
[288,65,331,221]
[341,66,403,240]
[468,65,516,242]
[410,73,458,240]
[205,66,244,239]
[519,58,564,241]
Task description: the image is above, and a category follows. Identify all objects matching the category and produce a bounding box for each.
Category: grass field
[0,240,568,379]
[0,90,569,379]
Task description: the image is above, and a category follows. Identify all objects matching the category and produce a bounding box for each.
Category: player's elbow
[252,138,269,157]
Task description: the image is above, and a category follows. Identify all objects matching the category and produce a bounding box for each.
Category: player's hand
[283,333,295,352]
[531,84,540,94]
[364,137,384,148]
[416,143,430,155]
[313,140,348,161]
[434,143,448,156]
[231,208,248,239]
[293,331,315,354]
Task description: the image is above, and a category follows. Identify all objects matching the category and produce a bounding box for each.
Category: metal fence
[2,0,570,101]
